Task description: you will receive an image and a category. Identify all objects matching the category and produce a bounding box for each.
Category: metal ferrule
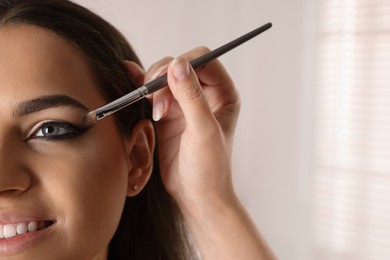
[95,86,149,120]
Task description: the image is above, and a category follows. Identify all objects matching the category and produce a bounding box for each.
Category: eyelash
[27,121,88,141]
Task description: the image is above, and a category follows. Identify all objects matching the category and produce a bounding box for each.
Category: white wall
[74,1,311,259]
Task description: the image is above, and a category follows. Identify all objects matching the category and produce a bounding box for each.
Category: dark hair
[0,0,195,259]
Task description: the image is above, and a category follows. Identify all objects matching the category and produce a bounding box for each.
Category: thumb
[167,57,217,132]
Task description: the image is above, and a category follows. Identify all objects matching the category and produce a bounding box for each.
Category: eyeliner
[83,22,272,126]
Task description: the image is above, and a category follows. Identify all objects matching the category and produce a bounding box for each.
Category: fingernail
[153,98,165,121]
[151,64,168,80]
[172,58,190,81]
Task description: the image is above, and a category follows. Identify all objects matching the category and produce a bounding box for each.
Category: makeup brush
[83,22,272,126]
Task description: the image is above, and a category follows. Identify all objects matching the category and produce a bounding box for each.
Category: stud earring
[132,184,139,192]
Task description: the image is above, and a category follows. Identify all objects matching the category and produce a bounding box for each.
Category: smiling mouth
[0,220,54,240]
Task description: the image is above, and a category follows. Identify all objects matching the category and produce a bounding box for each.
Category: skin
[0,21,275,260]
[0,25,154,259]
[129,50,277,259]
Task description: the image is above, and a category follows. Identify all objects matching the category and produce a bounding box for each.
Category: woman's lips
[0,220,54,239]
[0,219,55,256]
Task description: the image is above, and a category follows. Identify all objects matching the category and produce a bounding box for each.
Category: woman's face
[0,25,134,259]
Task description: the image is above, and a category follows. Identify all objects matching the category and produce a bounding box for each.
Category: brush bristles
[82,111,97,127]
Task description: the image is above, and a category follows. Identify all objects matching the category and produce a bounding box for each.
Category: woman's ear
[124,119,155,197]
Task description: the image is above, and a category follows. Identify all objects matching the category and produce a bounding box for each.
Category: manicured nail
[153,98,164,121]
[172,58,190,81]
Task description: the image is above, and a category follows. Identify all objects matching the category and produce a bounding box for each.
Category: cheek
[29,127,130,256]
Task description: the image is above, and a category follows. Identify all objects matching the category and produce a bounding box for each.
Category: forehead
[0,24,104,110]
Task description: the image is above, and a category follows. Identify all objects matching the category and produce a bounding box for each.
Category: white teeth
[16,222,28,235]
[0,221,50,240]
[3,224,16,238]
[28,221,38,232]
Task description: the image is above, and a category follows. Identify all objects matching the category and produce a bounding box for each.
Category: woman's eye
[28,121,87,141]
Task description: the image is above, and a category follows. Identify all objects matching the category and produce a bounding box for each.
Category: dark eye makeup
[26,120,89,141]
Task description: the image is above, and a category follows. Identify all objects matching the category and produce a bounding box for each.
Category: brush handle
[145,22,272,94]
[93,22,272,121]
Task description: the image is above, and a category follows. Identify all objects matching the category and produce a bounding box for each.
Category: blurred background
[75,1,390,259]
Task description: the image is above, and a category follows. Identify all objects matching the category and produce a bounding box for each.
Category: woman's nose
[0,135,32,196]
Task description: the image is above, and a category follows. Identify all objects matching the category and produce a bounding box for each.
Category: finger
[177,47,238,108]
[152,86,173,121]
[145,61,173,121]
[167,57,217,133]
[144,56,173,84]
[177,45,210,61]
[123,60,145,87]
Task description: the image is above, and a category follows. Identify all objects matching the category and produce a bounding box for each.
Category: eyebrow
[13,94,89,117]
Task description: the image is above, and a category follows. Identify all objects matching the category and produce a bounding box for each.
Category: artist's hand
[128,48,274,260]
[124,48,275,259]
[144,47,240,208]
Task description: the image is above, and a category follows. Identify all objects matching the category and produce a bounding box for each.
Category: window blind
[311,0,390,259]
